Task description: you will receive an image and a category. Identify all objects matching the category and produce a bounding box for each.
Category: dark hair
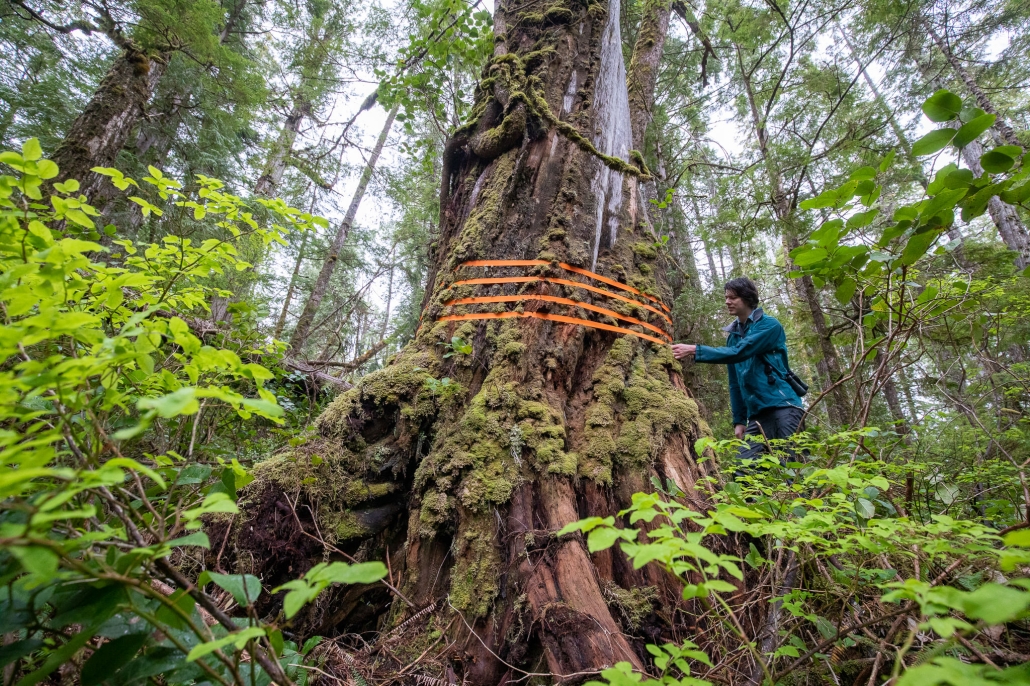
[724,277,760,309]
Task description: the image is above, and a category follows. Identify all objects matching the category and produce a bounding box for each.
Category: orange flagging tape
[451,276,673,326]
[437,311,669,346]
[457,260,672,313]
[444,294,672,340]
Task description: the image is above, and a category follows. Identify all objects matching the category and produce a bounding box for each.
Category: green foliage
[566,429,1030,685]
[0,144,382,685]
[792,90,1028,278]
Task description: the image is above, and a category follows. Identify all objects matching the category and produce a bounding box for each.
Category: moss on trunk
[225,0,723,680]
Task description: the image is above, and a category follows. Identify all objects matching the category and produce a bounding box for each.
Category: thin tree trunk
[838,26,926,182]
[51,48,168,202]
[275,231,310,338]
[288,102,399,352]
[380,245,395,340]
[924,22,1020,147]
[735,42,849,424]
[703,236,719,288]
[255,97,310,196]
[899,364,920,422]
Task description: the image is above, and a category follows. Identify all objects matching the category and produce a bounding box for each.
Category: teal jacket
[694,308,803,425]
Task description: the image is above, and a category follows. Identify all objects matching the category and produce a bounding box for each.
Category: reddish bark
[227,0,738,682]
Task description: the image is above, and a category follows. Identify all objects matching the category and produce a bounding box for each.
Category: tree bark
[288,103,399,353]
[627,0,671,152]
[51,47,168,202]
[227,0,730,681]
[254,97,311,196]
[275,231,309,339]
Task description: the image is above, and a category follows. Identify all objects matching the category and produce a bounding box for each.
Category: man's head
[723,277,759,319]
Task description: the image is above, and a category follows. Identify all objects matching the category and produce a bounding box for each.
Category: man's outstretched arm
[693,320,780,364]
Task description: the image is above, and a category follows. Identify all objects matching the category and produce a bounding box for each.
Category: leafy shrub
[0,142,384,686]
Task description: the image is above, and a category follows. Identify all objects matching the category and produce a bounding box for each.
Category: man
[672,277,804,462]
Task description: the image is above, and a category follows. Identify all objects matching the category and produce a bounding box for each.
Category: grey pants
[737,405,804,466]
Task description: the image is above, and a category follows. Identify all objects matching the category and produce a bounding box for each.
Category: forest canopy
[0,0,1029,685]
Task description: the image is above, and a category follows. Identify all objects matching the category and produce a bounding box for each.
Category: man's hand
[671,343,696,359]
[734,424,746,440]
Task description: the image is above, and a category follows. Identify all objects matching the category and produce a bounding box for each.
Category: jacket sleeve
[694,318,781,365]
[727,363,747,426]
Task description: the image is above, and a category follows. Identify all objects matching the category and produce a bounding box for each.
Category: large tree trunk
[288,103,399,352]
[51,47,168,201]
[227,0,734,682]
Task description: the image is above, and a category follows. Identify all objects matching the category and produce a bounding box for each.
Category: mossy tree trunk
[228,0,734,682]
[51,47,168,202]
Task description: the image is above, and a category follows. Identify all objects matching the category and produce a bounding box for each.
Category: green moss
[449,515,500,618]
[317,351,438,436]
[543,6,574,23]
[333,511,369,541]
[503,341,526,359]
[578,338,704,482]
[604,582,659,630]
[631,241,658,260]
[450,150,517,265]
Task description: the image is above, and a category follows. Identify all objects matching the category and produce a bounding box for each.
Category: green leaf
[186,627,265,662]
[921,90,962,122]
[309,561,388,586]
[849,166,876,181]
[35,159,58,180]
[846,209,878,230]
[951,113,995,147]
[138,388,199,418]
[835,279,857,305]
[80,633,148,686]
[911,129,957,157]
[703,579,738,593]
[21,138,42,161]
[799,189,839,210]
[959,584,1030,624]
[855,498,876,519]
[791,247,827,267]
[167,532,211,549]
[206,573,263,606]
[980,150,1015,173]
[154,589,195,631]
[1003,529,1030,548]
[587,526,623,553]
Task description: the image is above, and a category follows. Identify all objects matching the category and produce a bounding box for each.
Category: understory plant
[0,143,386,686]
[561,431,1030,685]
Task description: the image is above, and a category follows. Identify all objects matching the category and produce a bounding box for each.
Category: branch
[302,338,390,370]
[5,0,100,35]
[671,1,717,87]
